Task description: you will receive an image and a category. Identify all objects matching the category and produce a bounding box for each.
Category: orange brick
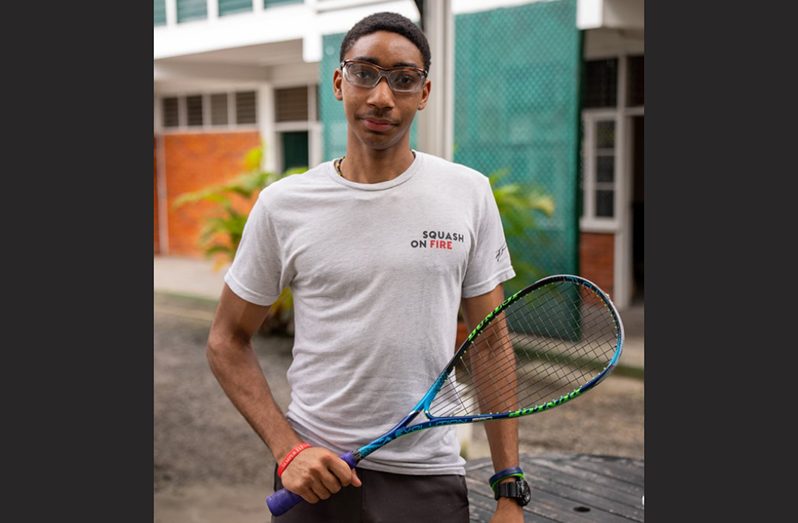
[161,132,262,257]
[154,137,160,255]
[579,232,614,294]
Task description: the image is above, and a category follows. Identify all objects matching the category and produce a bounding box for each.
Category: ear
[333,68,343,101]
[416,79,431,111]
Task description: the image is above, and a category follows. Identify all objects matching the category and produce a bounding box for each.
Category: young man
[207,11,527,523]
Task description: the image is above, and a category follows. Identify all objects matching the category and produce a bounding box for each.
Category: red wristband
[277,442,312,477]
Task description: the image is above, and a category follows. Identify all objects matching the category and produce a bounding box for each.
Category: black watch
[494,477,531,506]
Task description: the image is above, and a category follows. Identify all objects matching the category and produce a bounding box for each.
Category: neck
[339,146,416,184]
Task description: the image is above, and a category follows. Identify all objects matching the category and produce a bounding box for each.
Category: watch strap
[494,478,532,506]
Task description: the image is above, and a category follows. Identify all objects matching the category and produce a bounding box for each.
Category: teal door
[281,131,309,171]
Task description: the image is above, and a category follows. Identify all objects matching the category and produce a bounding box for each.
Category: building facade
[154,0,644,308]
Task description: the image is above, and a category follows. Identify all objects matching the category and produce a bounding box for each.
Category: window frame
[158,90,259,133]
[580,110,620,231]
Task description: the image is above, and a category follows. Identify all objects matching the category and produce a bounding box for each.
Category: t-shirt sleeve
[462,176,516,298]
[223,191,284,306]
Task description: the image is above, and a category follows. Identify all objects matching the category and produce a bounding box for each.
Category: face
[334,31,431,153]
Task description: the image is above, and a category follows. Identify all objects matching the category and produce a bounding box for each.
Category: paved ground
[153,256,644,522]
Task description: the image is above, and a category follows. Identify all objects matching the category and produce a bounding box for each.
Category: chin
[357,134,401,151]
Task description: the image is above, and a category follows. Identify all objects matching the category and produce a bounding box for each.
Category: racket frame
[353,274,624,461]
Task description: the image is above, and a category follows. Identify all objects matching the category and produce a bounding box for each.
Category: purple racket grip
[340,451,357,468]
[266,451,358,516]
[266,488,302,516]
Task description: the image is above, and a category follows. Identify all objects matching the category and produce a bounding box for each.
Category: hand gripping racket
[267,274,624,516]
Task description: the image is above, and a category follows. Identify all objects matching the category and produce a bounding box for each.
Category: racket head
[425,274,624,421]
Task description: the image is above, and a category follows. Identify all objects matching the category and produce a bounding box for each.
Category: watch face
[497,479,532,506]
[519,480,531,506]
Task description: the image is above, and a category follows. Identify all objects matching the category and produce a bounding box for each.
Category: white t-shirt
[225,151,515,475]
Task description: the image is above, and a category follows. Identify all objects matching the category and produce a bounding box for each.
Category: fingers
[281,448,361,504]
[327,453,357,488]
[350,469,362,487]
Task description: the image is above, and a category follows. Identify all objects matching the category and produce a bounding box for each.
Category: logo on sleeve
[495,243,507,262]
[410,230,464,251]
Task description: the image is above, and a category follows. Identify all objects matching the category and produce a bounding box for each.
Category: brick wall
[579,232,614,295]
[154,139,160,254]
[163,132,262,257]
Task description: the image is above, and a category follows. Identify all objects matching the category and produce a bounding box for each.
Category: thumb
[350,469,362,487]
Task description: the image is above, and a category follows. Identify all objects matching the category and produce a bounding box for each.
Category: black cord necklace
[334,150,416,178]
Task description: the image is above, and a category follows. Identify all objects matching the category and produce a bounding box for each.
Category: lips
[361,118,395,132]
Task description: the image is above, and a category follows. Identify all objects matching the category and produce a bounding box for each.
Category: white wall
[577,0,644,30]
[155,0,418,62]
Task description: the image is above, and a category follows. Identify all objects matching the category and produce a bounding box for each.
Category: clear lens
[346,63,379,86]
[388,70,424,92]
[344,62,425,93]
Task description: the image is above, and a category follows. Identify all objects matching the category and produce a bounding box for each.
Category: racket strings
[479,297,615,410]
[437,297,597,409]
[474,293,615,410]
[428,282,619,419]
[432,307,610,416]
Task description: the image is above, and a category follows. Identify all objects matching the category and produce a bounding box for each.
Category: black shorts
[271,465,470,523]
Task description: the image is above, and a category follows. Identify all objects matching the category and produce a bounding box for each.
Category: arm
[207,284,360,503]
[461,285,524,522]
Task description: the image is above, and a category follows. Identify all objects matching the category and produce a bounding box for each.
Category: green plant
[173,145,305,335]
[457,167,555,326]
[487,167,556,286]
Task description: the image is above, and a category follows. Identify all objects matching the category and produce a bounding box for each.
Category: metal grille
[186,95,203,127]
[454,0,582,291]
[275,87,309,122]
[235,91,257,125]
[162,97,179,128]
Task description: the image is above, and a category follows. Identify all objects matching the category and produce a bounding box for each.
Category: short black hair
[340,12,431,72]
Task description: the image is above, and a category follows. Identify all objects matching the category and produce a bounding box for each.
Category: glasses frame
[340,59,429,93]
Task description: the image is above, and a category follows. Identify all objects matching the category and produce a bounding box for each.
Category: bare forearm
[207,328,361,505]
[484,418,519,470]
[207,339,301,461]
[462,286,525,520]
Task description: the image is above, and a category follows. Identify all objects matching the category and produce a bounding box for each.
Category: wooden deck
[466,454,644,522]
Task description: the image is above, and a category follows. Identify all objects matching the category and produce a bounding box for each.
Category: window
[219,0,253,16]
[593,121,616,217]
[235,91,257,124]
[580,114,617,224]
[265,0,304,7]
[210,94,229,126]
[275,87,309,122]
[162,97,179,128]
[580,54,644,228]
[583,58,617,109]
[159,91,257,131]
[154,0,167,26]
[186,95,204,127]
[177,0,207,23]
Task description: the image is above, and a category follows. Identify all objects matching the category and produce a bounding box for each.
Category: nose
[366,76,395,109]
